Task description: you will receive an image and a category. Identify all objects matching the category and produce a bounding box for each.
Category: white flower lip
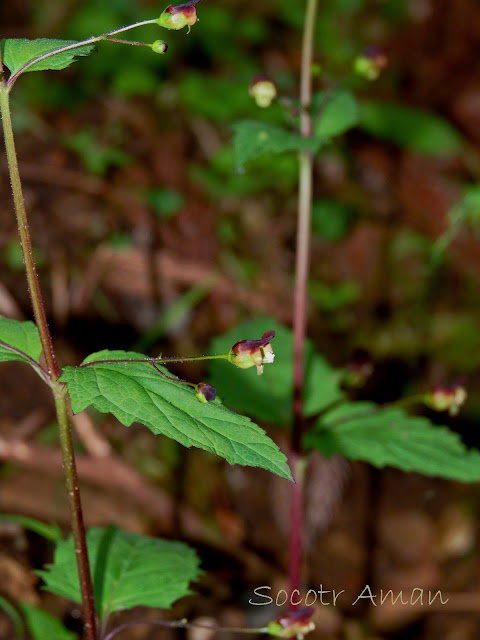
[263,351,275,364]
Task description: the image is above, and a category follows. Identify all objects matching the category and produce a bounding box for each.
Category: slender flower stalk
[289,0,318,603]
[5,19,158,88]
[103,618,269,640]
[0,75,97,640]
[79,353,231,368]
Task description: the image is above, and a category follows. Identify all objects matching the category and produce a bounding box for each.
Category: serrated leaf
[208,319,344,427]
[315,89,358,139]
[1,38,95,76]
[0,317,42,364]
[60,350,292,481]
[20,602,77,640]
[358,100,464,155]
[232,120,320,169]
[37,527,200,620]
[305,402,480,481]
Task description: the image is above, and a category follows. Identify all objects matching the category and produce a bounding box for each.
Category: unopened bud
[152,40,168,54]
[249,74,277,108]
[267,607,315,640]
[426,384,467,416]
[354,46,388,81]
[195,382,216,403]
[229,330,275,376]
[157,0,200,31]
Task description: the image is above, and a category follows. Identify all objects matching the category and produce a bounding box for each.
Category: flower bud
[426,384,467,416]
[341,351,373,389]
[267,607,315,640]
[249,73,277,108]
[152,40,168,54]
[353,46,388,81]
[157,0,200,32]
[229,330,275,376]
[195,382,217,403]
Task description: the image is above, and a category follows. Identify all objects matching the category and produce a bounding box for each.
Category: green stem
[0,85,59,379]
[79,353,231,368]
[0,83,98,640]
[289,0,318,602]
[102,37,153,47]
[6,19,158,88]
[55,389,97,640]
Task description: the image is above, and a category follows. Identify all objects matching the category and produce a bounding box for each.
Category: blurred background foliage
[3,0,480,638]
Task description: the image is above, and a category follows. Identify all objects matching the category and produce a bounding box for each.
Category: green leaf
[60,350,292,481]
[309,279,360,312]
[1,38,95,76]
[0,595,24,638]
[312,199,355,241]
[0,514,62,542]
[146,187,185,220]
[232,120,320,169]
[20,602,77,640]
[208,319,344,427]
[64,129,132,176]
[306,402,480,481]
[358,100,464,155]
[315,89,358,139]
[37,527,200,620]
[0,317,42,364]
[434,185,480,257]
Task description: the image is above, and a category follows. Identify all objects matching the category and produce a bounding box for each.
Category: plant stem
[289,0,318,601]
[6,20,158,88]
[0,86,59,380]
[79,353,231,368]
[0,84,98,640]
[103,618,268,640]
[55,389,97,640]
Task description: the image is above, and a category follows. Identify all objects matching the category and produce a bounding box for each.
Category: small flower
[267,607,315,640]
[249,74,277,108]
[426,384,467,416]
[157,0,200,32]
[353,46,388,81]
[195,382,217,403]
[341,351,373,389]
[229,330,275,375]
[151,40,168,54]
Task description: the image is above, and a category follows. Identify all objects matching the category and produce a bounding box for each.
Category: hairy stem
[55,389,97,640]
[289,0,318,600]
[0,83,97,640]
[79,353,231,368]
